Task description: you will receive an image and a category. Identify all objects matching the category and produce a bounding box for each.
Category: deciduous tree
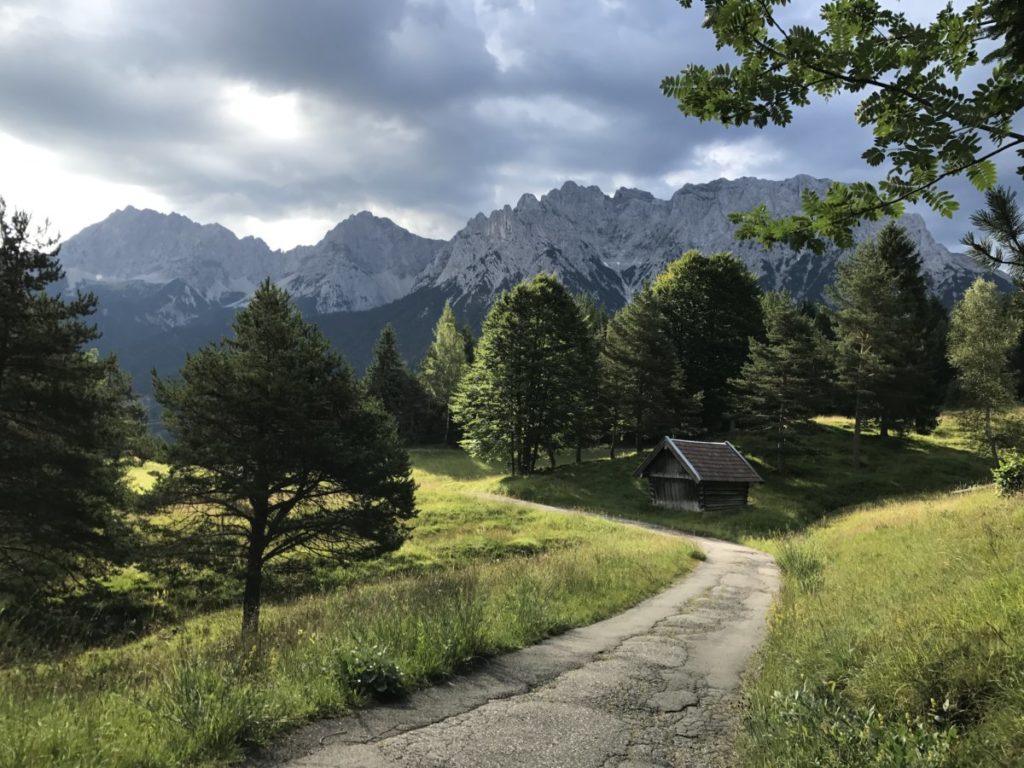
[453,274,592,474]
[651,251,763,428]
[663,1,1024,252]
[419,302,467,444]
[947,277,1021,463]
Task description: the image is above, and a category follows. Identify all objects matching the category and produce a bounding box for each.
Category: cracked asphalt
[254,501,780,768]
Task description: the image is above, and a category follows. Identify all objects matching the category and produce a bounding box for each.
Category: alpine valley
[58,175,1000,407]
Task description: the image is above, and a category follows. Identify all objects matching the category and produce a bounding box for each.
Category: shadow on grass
[408,447,499,481]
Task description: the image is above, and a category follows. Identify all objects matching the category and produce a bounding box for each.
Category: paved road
[256,501,779,768]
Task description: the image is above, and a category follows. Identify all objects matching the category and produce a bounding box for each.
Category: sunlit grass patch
[0,448,698,767]
[740,489,1024,766]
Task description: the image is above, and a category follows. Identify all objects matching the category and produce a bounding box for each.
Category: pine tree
[453,274,593,475]
[365,324,429,443]
[830,238,907,468]
[651,251,764,428]
[732,293,832,471]
[0,199,143,594]
[153,281,415,635]
[420,302,467,444]
[600,287,697,456]
[948,278,1021,463]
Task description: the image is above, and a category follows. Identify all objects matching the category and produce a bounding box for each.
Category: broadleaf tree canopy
[662,0,1024,253]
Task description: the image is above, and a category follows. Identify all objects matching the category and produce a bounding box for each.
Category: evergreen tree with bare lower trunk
[153,281,415,637]
[830,239,905,468]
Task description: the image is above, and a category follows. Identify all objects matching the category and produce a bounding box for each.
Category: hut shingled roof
[635,438,764,484]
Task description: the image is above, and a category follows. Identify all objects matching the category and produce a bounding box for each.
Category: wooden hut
[634,437,763,512]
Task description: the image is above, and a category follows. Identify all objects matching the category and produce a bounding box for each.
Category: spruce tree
[948,278,1021,463]
[453,274,592,475]
[420,302,467,444]
[570,294,606,463]
[732,293,832,471]
[872,223,947,437]
[0,199,143,594]
[651,251,764,428]
[154,281,415,635]
[830,238,906,467]
[365,324,429,443]
[600,287,697,456]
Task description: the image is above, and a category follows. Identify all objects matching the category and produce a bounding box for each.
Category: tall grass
[0,452,697,767]
[740,489,1024,767]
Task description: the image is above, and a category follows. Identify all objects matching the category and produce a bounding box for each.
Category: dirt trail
[255,497,780,768]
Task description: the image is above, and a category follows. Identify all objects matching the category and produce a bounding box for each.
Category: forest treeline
[389,223,1022,477]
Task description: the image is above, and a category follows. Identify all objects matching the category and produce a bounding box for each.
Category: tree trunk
[880,418,890,440]
[985,406,999,465]
[610,430,617,459]
[241,532,265,637]
[852,396,862,470]
[575,440,582,465]
[777,403,785,473]
[548,446,556,469]
[634,421,641,454]
[443,406,450,445]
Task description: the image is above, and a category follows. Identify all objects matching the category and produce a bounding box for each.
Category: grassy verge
[0,451,698,767]
[495,416,993,540]
[739,489,1024,767]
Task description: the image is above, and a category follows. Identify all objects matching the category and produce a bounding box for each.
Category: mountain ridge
[55,175,1006,401]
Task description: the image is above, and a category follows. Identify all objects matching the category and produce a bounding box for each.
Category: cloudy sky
[0,0,1006,250]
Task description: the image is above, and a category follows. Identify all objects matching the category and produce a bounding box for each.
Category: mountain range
[57,175,999,407]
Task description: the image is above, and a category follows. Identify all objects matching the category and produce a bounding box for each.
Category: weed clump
[337,645,405,701]
[993,450,1024,496]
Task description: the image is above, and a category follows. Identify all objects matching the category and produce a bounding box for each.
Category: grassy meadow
[496,416,994,541]
[0,450,699,768]
[3,412,1016,767]
[739,488,1024,767]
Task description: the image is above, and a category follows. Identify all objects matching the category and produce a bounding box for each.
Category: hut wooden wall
[700,482,750,511]
[650,476,700,511]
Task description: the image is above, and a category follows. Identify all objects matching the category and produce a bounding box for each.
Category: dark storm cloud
[0,0,988,247]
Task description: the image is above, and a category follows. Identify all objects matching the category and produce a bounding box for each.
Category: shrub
[993,450,1024,496]
[337,644,405,701]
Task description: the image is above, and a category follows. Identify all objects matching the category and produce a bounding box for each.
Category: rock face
[59,208,445,326]
[283,212,445,314]
[420,175,990,310]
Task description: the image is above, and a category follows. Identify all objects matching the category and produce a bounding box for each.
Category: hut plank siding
[635,437,763,514]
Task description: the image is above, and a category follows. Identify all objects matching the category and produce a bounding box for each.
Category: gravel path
[255,499,779,768]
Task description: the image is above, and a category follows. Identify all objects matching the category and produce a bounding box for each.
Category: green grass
[739,488,1024,767]
[0,450,698,768]
[495,416,993,540]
